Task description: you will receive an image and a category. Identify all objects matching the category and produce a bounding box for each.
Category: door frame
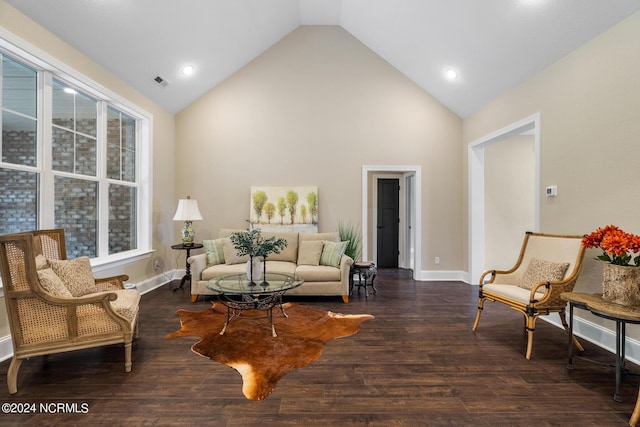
[468,113,541,283]
[362,165,422,280]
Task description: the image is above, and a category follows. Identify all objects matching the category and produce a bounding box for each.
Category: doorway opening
[468,113,541,283]
[362,166,422,280]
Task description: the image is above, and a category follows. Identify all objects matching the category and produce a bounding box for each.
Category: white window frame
[0,27,153,276]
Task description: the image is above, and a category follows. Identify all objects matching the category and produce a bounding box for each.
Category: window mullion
[40,71,54,228]
[97,101,109,257]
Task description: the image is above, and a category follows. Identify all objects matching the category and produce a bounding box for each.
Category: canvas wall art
[249,186,318,232]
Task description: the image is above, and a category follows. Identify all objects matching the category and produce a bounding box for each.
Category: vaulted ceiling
[5,0,639,117]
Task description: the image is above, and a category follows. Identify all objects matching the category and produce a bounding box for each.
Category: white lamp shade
[173,198,203,221]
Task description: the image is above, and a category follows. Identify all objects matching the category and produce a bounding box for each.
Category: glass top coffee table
[207,272,304,337]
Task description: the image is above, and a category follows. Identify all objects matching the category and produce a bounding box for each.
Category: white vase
[246,257,262,283]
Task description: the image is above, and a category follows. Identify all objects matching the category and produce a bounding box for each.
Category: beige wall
[464,12,640,334]
[176,26,463,272]
[0,2,177,335]
[484,134,535,269]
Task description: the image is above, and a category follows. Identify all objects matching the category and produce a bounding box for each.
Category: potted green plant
[230,227,287,286]
[338,221,362,261]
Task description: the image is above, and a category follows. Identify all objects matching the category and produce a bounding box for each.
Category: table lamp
[173,196,203,246]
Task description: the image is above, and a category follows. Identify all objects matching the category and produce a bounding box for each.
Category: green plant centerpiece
[229,227,288,286]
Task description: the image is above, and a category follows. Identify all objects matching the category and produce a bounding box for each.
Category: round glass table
[207,272,303,337]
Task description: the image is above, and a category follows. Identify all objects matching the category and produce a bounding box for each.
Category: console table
[561,292,640,403]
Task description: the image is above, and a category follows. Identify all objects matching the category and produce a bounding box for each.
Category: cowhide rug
[166,302,374,400]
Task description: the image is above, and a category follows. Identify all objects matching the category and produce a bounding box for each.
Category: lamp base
[181,220,195,246]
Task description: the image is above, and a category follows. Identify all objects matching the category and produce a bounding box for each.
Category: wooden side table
[561,292,640,403]
[171,243,203,292]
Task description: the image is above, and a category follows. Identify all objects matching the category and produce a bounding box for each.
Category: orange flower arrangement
[582,225,640,266]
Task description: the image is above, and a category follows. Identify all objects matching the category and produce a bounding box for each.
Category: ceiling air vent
[153,74,170,88]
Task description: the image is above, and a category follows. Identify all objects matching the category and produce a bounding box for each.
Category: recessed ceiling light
[445,69,458,80]
[63,87,77,94]
[181,65,194,76]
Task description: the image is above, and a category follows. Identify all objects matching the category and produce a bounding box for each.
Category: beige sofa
[188,230,353,303]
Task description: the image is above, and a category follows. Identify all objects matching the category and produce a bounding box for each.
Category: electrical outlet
[435,256,440,265]
[154,260,161,270]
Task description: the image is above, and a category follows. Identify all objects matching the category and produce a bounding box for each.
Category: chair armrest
[95,274,129,291]
[188,253,207,282]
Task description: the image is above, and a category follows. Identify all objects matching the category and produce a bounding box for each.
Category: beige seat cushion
[295,265,341,282]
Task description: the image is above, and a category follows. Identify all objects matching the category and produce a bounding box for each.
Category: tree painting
[252,190,268,223]
[277,197,286,224]
[307,191,318,225]
[286,190,298,224]
[250,186,318,232]
[264,202,276,223]
[300,204,307,224]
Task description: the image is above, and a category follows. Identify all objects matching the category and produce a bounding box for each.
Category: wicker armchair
[0,229,140,394]
[472,232,586,359]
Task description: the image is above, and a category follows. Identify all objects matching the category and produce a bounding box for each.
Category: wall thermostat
[546,186,558,197]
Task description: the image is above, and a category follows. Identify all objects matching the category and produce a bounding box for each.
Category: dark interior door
[377,178,399,268]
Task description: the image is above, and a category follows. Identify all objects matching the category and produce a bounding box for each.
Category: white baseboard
[416,269,468,281]
[0,270,179,363]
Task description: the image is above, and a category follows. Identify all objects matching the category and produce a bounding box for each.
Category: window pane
[52,81,97,176]
[52,81,74,130]
[52,127,74,172]
[76,135,96,176]
[76,92,97,138]
[2,56,37,167]
[122,114,136,182]
[0,168,38,234]
[2,111,37,166]
[107,107,136,182]
[55,176,97,258]
[109,184,136,254]
[2,56,36,117]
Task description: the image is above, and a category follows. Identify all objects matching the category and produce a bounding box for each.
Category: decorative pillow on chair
[37,268,73,298]
[298,240,324,266]
[48,256,98,296]
[518,258,570,292]
[35,254,49,270]
[320,241,348,268]
[203,239,225,267]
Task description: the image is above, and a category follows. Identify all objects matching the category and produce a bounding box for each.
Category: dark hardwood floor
[0,268,638,426]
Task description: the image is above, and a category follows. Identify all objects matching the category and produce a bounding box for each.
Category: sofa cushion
[203,239,225,267]
[295,265,341,282]
[262,232,298,262]
[201,263,247,280]
[264,260,297,275]
[320,241,348,268]
[299,232,339,244]
[222,238,250,265]
[518,258,569,291]
[48,256,98,297]
[297,240,324,266]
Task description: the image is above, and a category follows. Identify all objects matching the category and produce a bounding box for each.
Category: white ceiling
[5,0,639,117]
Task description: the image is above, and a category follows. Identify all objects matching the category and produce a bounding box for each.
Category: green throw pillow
[203,239,225,267]
[320,240,348,268]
